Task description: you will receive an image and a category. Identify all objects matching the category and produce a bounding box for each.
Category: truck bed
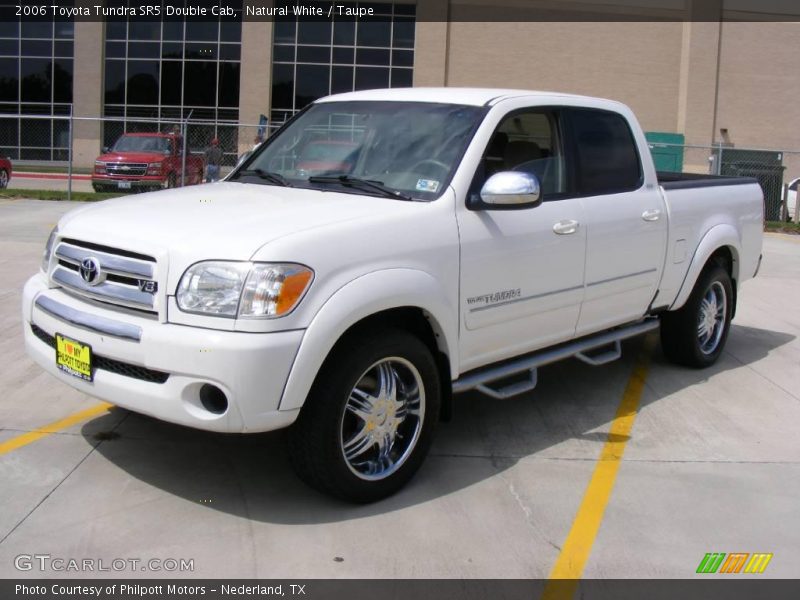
[657,171,759,191]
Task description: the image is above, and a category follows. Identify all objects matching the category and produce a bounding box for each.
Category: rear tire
[660,265,733,368]
[286,328,441,503]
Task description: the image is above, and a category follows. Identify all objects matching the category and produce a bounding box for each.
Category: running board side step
[452,319,659,399]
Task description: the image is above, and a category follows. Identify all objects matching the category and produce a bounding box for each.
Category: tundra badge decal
[467,288,522,309]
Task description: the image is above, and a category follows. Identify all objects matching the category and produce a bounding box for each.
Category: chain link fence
[0,112,281,198]
[1,112,798,223]
[647,141,800,222]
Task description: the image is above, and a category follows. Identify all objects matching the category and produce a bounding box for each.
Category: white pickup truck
[23,88,763,502]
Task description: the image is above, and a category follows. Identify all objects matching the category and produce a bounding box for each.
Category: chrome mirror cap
[479,171,542,207]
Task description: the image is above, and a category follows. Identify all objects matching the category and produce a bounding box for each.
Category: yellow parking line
[0,403,112,457]
[542,334,656,600]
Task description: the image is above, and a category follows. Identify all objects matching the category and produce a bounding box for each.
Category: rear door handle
[642,209,662,222]
[553,220,580,235]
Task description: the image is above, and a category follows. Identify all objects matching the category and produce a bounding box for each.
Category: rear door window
[568,108,642,195]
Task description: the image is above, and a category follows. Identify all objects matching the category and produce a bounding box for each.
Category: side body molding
[670,224,741,311]
[278,268,459,412]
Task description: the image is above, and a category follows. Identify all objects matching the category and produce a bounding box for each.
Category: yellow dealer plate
[55,333,94,382]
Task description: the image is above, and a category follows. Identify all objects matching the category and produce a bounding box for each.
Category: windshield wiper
[308,175,413,201]
[233,168,292,187]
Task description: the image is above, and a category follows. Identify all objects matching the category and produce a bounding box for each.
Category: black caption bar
[4,580,800,600]
[3,0,800,22]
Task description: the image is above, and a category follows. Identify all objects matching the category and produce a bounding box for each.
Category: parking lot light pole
[67,105,73,202]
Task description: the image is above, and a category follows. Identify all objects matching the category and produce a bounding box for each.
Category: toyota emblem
[79,257,102,286]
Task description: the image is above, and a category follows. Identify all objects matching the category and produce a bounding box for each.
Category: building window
[103,1,242,161]
[271,1,416,126]
[0,13,74,160]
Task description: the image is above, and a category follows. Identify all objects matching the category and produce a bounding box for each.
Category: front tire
[660,265,733,368]
[0,168,8,189]
[287,328,441,503]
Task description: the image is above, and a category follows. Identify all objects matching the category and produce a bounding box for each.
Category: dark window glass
[0,20,19,38]
[220,19,241,43]
[392,18,414,48]
[162,42,183,59]
[356,48,389,65]
[392,49,413,67]
[105,20,127,40]
[128,21,161,41]
[128,42,161,59]
[355,66,389,90]
[104,62,125,104]
[160,61,182,105]
[105,41,125,58]
[183,61,217,106]
[21,40,52,57]
[390,68,412,87]
[21,22,52,39]
[53,59,72,103]
[219,43,240,61]
[53,119,69,147]
[21,118,50,146]
[297,45,330,63]
[332,46,354,64]
[218,62,239,107]
[333,20,354,45]
[273,45,295,62]
[297,21,331,45]
[394,4,416,16]
[271,63,294,109]
[186,43,216,60]
[295,64,329,108]
[186,21,218,42]
[357,20,391,47]
[570,109,642,195]
[274,19,296,44]
[0,118,19,146]
[0,58,18,101]
[162,20,183,41]
[21,59,51,102]
[0,40,17,56]
[54,41,73,57]
[126,60,159,105]
[54,21,74,39]
[331,66,353,94]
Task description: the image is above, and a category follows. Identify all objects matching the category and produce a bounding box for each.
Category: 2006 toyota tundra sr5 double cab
[24,88,763,502]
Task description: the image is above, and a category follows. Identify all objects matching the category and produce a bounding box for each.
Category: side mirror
[101,146,109,154]
[473,171,541,210]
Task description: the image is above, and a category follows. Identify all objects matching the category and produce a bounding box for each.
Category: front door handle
[553,220,580,235]
[642,208,662,222]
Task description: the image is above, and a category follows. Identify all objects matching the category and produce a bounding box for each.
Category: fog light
[199,384,228,415]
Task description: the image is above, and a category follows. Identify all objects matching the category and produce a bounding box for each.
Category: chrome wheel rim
[697,281,727,355]
[339,357,425,481]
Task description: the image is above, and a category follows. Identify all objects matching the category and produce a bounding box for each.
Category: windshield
[237,101,486,200]
[112,135,171,154]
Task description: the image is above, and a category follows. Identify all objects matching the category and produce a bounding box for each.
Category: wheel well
[333,307,453,422]
[706,246,738,318]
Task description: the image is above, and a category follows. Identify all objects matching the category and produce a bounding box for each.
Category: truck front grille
[31,324,169,384]
[105,162,147,177]
[51,239,159,314]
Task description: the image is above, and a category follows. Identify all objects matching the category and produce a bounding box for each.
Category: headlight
[147,162,162,174]
[41,226,58,273]
[176,261,313,319]
[94,160,106,174]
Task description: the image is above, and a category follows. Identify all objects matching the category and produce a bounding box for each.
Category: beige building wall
[72,21,104,169]
[238,19,273,155]
[445,21,685,134]
[716,21,800,178]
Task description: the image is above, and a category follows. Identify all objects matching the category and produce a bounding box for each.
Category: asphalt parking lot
[1,198,798,580]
